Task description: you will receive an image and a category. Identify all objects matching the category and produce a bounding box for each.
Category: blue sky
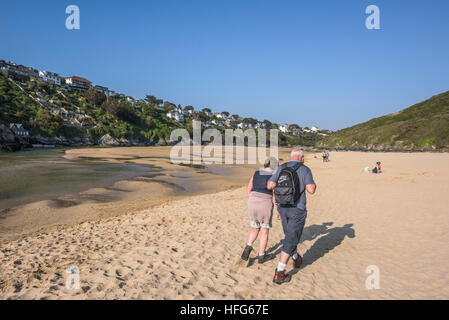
[2,0,449,130]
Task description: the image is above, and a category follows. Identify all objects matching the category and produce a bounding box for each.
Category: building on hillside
[211,119,224,126]
[9,123,29,137]
[65,76,92,91]
[224,119,237,128]
[92,84,110,95]
[126,96,136,106]
[182,107,194,116]
[135,99,148,105]
[311,125,319,132]
[237,122,252,129]
[202,109,212,117]
[166,111,185,122]
[39,70,62,86]
[278,124,289,133]
[254,122,267,129]
[0,60,32,81]
[288,125,303,135]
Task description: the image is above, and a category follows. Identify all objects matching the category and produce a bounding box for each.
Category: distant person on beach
[241,157,278,264]
[372,161,382,174]
[267,148,316,284]
[322,151,329,162]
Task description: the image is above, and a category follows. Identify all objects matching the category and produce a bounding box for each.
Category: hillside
[0,73,324,150]
[0,73,184,145]
[319,91,449,151]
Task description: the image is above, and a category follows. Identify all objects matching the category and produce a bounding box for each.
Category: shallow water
[0,148,152,211]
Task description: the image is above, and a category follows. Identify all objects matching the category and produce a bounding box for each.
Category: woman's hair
[264,157,278,169]
[376,161,381,165]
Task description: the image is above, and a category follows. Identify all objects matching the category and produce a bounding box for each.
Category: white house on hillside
[39,70,61,86]
[237,122,253,129]
[311,126,319,132]
[166,111,185,122]
[278,124,289,133]
[126,96,136,106]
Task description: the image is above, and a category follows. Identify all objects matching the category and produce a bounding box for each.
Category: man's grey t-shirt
[269,160,315,211]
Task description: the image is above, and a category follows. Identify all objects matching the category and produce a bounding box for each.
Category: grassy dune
[320,90,449,151]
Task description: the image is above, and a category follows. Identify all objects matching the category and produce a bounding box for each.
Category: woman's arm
[246,174,254,197]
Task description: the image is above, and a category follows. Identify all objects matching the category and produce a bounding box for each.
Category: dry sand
[1,149,449,299]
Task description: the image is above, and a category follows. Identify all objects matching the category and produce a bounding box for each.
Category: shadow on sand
[247,222,355,272]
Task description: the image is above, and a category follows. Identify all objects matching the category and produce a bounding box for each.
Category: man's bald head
[290,148,304,162]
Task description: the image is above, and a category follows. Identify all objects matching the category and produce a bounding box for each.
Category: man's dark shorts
[278,206,307,256]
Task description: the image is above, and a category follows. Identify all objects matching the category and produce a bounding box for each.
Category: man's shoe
[241,245,253,261]
[257,254,272,264]
[292,254,303,268]
[273,269,291,284]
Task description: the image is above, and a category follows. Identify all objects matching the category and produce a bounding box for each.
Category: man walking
[267,148,316,284]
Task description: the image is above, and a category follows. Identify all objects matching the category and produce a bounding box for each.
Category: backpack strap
[291,162,302,171]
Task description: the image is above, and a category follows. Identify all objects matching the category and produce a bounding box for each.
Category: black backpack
[274,163,302,206]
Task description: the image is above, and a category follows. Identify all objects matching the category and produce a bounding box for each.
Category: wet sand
[1,149,449,299]
[0,146,258,243]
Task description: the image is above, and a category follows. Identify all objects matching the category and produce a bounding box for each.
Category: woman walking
[241,157,278,264]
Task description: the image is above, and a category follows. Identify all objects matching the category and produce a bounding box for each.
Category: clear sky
[2,0,449,130]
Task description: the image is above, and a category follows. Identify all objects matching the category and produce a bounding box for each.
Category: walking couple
[241,148,316,284]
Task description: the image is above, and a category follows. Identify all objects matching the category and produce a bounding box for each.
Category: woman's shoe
[258,254,272,264]
[241,245,253,261]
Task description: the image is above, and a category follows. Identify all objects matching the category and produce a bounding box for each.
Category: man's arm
[304,168,316,194]
[306,183,316,194]
[267,165,281,191]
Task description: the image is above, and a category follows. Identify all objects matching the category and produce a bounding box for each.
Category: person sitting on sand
[372,161,382,174]
[241,157,278,264]
[267,148,316,284]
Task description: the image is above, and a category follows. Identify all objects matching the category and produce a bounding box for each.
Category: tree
[143,105,160,119]
[101,97,118,114]
[146,95,163,106]
[231,114,239,120]
[195,111,209,122]
[85,88,106,107]
[164,101,176,111]
[116,103,141,125]
[184,105,194,111]
[263,119,272,128]
[202,107,211,113]
[222,111,229,117]
[243,117,258,125]
[144,117,153,128]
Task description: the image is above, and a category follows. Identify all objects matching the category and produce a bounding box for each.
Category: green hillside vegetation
[0,73,325,147]
[0,74,183,141]
[320,90,449,150]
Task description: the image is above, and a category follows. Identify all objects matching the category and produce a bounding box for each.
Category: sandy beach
[1,148,449,299]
